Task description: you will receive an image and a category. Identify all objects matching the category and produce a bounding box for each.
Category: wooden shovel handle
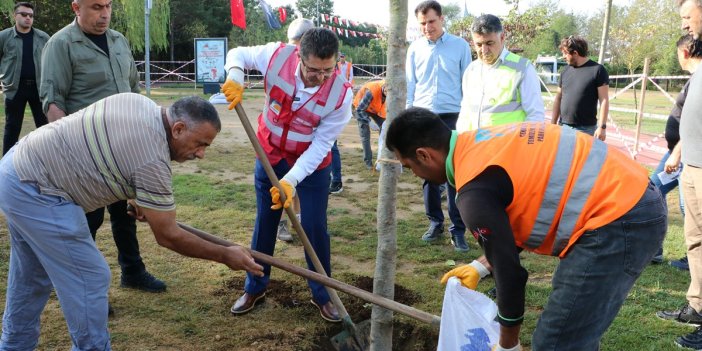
[177,222,441,328]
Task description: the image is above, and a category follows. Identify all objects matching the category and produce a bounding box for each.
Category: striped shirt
[13,93,174,212]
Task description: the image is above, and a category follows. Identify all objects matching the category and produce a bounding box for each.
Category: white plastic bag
[437,277,500,351]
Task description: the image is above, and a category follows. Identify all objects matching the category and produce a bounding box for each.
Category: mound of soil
[213,274,439,350]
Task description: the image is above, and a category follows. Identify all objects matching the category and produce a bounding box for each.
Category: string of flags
[319,13,383,39]
[321,24,382,39]
[229,2,381,37]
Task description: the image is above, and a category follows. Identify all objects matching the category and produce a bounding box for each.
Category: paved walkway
[546,110,667,169]
[604,121,667,169]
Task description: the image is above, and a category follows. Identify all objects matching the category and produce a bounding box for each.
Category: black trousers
[3,80,47,155]
[86,200,145,276]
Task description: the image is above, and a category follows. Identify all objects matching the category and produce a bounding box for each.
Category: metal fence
[135,61,388,86]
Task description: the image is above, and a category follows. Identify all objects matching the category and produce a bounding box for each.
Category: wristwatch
[600,124,607,129]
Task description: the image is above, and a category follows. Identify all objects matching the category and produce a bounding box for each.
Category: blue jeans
[357,114,385,169]
[0,148,112,350]
[650,150,684,213]
[424,113,465,237]
[560,122,597,136]
[330,141,342,183]
[245,159,333,304]
[531,182,666,350]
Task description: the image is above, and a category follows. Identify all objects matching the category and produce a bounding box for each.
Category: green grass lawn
[0,87,693,350]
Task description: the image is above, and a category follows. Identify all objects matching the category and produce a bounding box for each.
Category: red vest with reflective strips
[257,44,351,168]
[449,123,649,257]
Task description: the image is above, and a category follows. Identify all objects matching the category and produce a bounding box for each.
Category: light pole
[144,0,152,96]
[598,0,612,64]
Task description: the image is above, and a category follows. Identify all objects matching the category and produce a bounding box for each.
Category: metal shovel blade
[331,318,371,351]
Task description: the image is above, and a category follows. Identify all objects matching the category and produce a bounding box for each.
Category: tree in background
[0,0,170,56]
[0,0,74,34]
[339,39,387,66]
[501,0,549,54]
[228,0,293,48]
[112,0,170,54]
[167,0,234,60]
[595,0,678,75]
[295,0,332,25]
[441,3,461,28]
[518,2,581,59]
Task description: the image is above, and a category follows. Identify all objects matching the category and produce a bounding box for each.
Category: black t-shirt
[558,60,609,126]
[18,28,35,80]
[85,32,109,56]
[665,79,689,151]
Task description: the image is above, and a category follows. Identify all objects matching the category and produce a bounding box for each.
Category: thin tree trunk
[370,1,406,350]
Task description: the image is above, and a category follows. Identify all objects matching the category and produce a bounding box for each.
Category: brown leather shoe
[230,291,266,315]
[310,300,341,323]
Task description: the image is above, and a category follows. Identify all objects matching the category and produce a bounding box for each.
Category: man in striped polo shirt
[0,93,264,350]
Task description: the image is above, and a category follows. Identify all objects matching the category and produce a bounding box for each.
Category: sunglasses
[15,11,33,18]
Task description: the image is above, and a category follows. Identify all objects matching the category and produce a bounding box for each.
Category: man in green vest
[456,14,544,133]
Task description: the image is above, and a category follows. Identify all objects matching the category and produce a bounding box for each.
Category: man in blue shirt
[406,0,472,252]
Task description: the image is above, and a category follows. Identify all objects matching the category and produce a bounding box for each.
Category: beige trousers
[683,166,702,311]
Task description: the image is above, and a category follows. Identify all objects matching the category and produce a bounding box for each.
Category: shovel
[230,103,369,350]
[177,222,442,330]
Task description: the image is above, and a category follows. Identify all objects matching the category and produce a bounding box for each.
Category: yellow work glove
[440,260,490,290]
[222,68,245,110]
[441,265,480,289]
[270,179,296,210]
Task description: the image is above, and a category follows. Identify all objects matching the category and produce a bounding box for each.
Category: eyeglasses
[300,59,335,77]
[15,12,33,18]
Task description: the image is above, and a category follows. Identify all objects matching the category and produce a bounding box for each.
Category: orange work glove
[222,68,245,110]
[270,179,296,210]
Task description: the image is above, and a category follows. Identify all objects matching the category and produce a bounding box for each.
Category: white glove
[369,119,380,131]
[492,343,522,351]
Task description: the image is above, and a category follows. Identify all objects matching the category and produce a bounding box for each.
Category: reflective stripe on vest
[451,123,648,257]
[265,45,296,97]
[463,53,529,130]
[521,127,608,254]
[262,44,347,155]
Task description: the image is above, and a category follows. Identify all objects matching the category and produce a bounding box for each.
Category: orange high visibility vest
[352,80,386,119]
[338,61,353,84]
[448,123,648,257]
